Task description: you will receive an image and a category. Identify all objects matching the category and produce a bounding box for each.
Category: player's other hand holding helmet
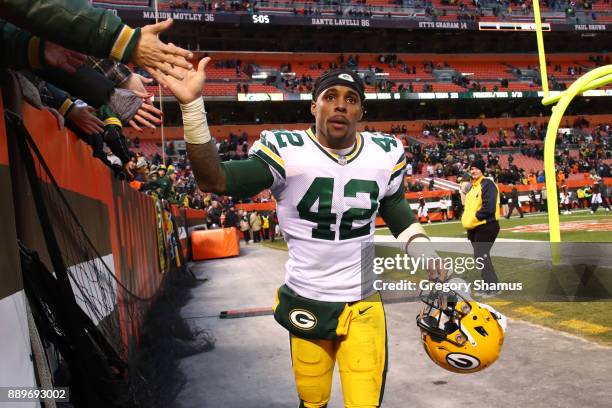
[416,288,507,373]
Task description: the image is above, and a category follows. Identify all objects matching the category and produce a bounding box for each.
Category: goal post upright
[532,1,612,243]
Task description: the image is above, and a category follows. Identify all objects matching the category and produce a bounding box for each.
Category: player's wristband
[179,97,211,144]
[397,222,438,260]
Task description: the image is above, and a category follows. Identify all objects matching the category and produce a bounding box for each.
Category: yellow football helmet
[416,288,507,374]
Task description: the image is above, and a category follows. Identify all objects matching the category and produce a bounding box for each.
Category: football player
[158,58,446,408]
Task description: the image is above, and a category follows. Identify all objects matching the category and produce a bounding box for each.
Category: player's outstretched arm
[154,57,225,192]
[186,139,227,193]
[155,57,274,196]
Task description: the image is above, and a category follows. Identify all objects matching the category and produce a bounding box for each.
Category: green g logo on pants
[290,309,318,330]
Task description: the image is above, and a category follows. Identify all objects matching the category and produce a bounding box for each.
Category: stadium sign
[418,21,469,30]
[310,18,370,27]
[142,10,215,22]
[113,9,612,32]
[574,24,607,31]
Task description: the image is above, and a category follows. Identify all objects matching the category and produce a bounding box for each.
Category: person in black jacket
[500,192,509,217]
[451,189,463,220]
[224,206,240,229]
[505,186,524,219]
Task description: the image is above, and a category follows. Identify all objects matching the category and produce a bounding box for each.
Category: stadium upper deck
[140,51,610,98]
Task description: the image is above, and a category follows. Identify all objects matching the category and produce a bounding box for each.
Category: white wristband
[179,97,211,144]
[397,222,438,259]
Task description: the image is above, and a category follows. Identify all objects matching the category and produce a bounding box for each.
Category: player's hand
[132,19,193,81]
[151,57,210,104]
[426,261,448,283]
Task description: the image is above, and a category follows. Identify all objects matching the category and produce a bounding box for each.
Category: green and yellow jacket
[1,0,140,68]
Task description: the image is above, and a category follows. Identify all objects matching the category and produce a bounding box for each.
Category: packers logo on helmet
[446,353,480,370]
[416,287,507,374]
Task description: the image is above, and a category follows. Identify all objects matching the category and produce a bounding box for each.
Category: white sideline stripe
[374,235,530,243]
[376,208,595,229]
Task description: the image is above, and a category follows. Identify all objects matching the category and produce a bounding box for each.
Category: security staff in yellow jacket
[462,159,501,293]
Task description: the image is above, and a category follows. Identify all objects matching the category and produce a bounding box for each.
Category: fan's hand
[44,42,86,73]
[132,19,193,80]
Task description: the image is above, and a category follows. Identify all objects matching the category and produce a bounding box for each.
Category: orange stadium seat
[140,52,610,98]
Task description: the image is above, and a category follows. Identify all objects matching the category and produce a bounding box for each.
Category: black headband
[312,69,366,104]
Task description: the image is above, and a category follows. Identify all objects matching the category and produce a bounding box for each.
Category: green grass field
[261,211,612,345]
[375,210,612,242]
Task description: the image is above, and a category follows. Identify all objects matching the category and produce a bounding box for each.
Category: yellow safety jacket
[462,176,500,230]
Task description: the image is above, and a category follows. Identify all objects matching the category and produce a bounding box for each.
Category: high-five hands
[132,19,193,81]
[150,56,211,104]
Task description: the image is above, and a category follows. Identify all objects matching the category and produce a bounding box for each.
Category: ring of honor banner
[110,8,612,32]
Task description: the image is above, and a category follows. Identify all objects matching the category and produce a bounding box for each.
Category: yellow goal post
[532,0,612,243]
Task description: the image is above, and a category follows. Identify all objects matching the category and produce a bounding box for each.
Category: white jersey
[591,193,602,204]
[560,192,570,205]
[250,128,407,301]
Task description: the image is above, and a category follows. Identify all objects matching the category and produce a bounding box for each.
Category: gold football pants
[290,293,387,408]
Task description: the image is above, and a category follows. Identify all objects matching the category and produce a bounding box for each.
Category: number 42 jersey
[250,128,407,302]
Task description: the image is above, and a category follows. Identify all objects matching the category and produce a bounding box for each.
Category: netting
[6,110,214,407]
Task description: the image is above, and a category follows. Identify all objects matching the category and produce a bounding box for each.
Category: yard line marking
[559,319,610,335]
[513,305,554,318]
[487,301,513,307]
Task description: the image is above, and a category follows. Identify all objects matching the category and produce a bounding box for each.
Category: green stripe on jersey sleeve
[251,148,286,179]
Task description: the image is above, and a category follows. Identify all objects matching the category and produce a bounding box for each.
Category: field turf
[261,211,612,344]
[375,210,612,242]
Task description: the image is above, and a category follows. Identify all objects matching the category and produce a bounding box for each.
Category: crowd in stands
[171,0,254,13]
[122,114,610,215]
[126,140,283,238]
[216,132,251,160]
[556,120,612,179]
[402,118,611,189]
